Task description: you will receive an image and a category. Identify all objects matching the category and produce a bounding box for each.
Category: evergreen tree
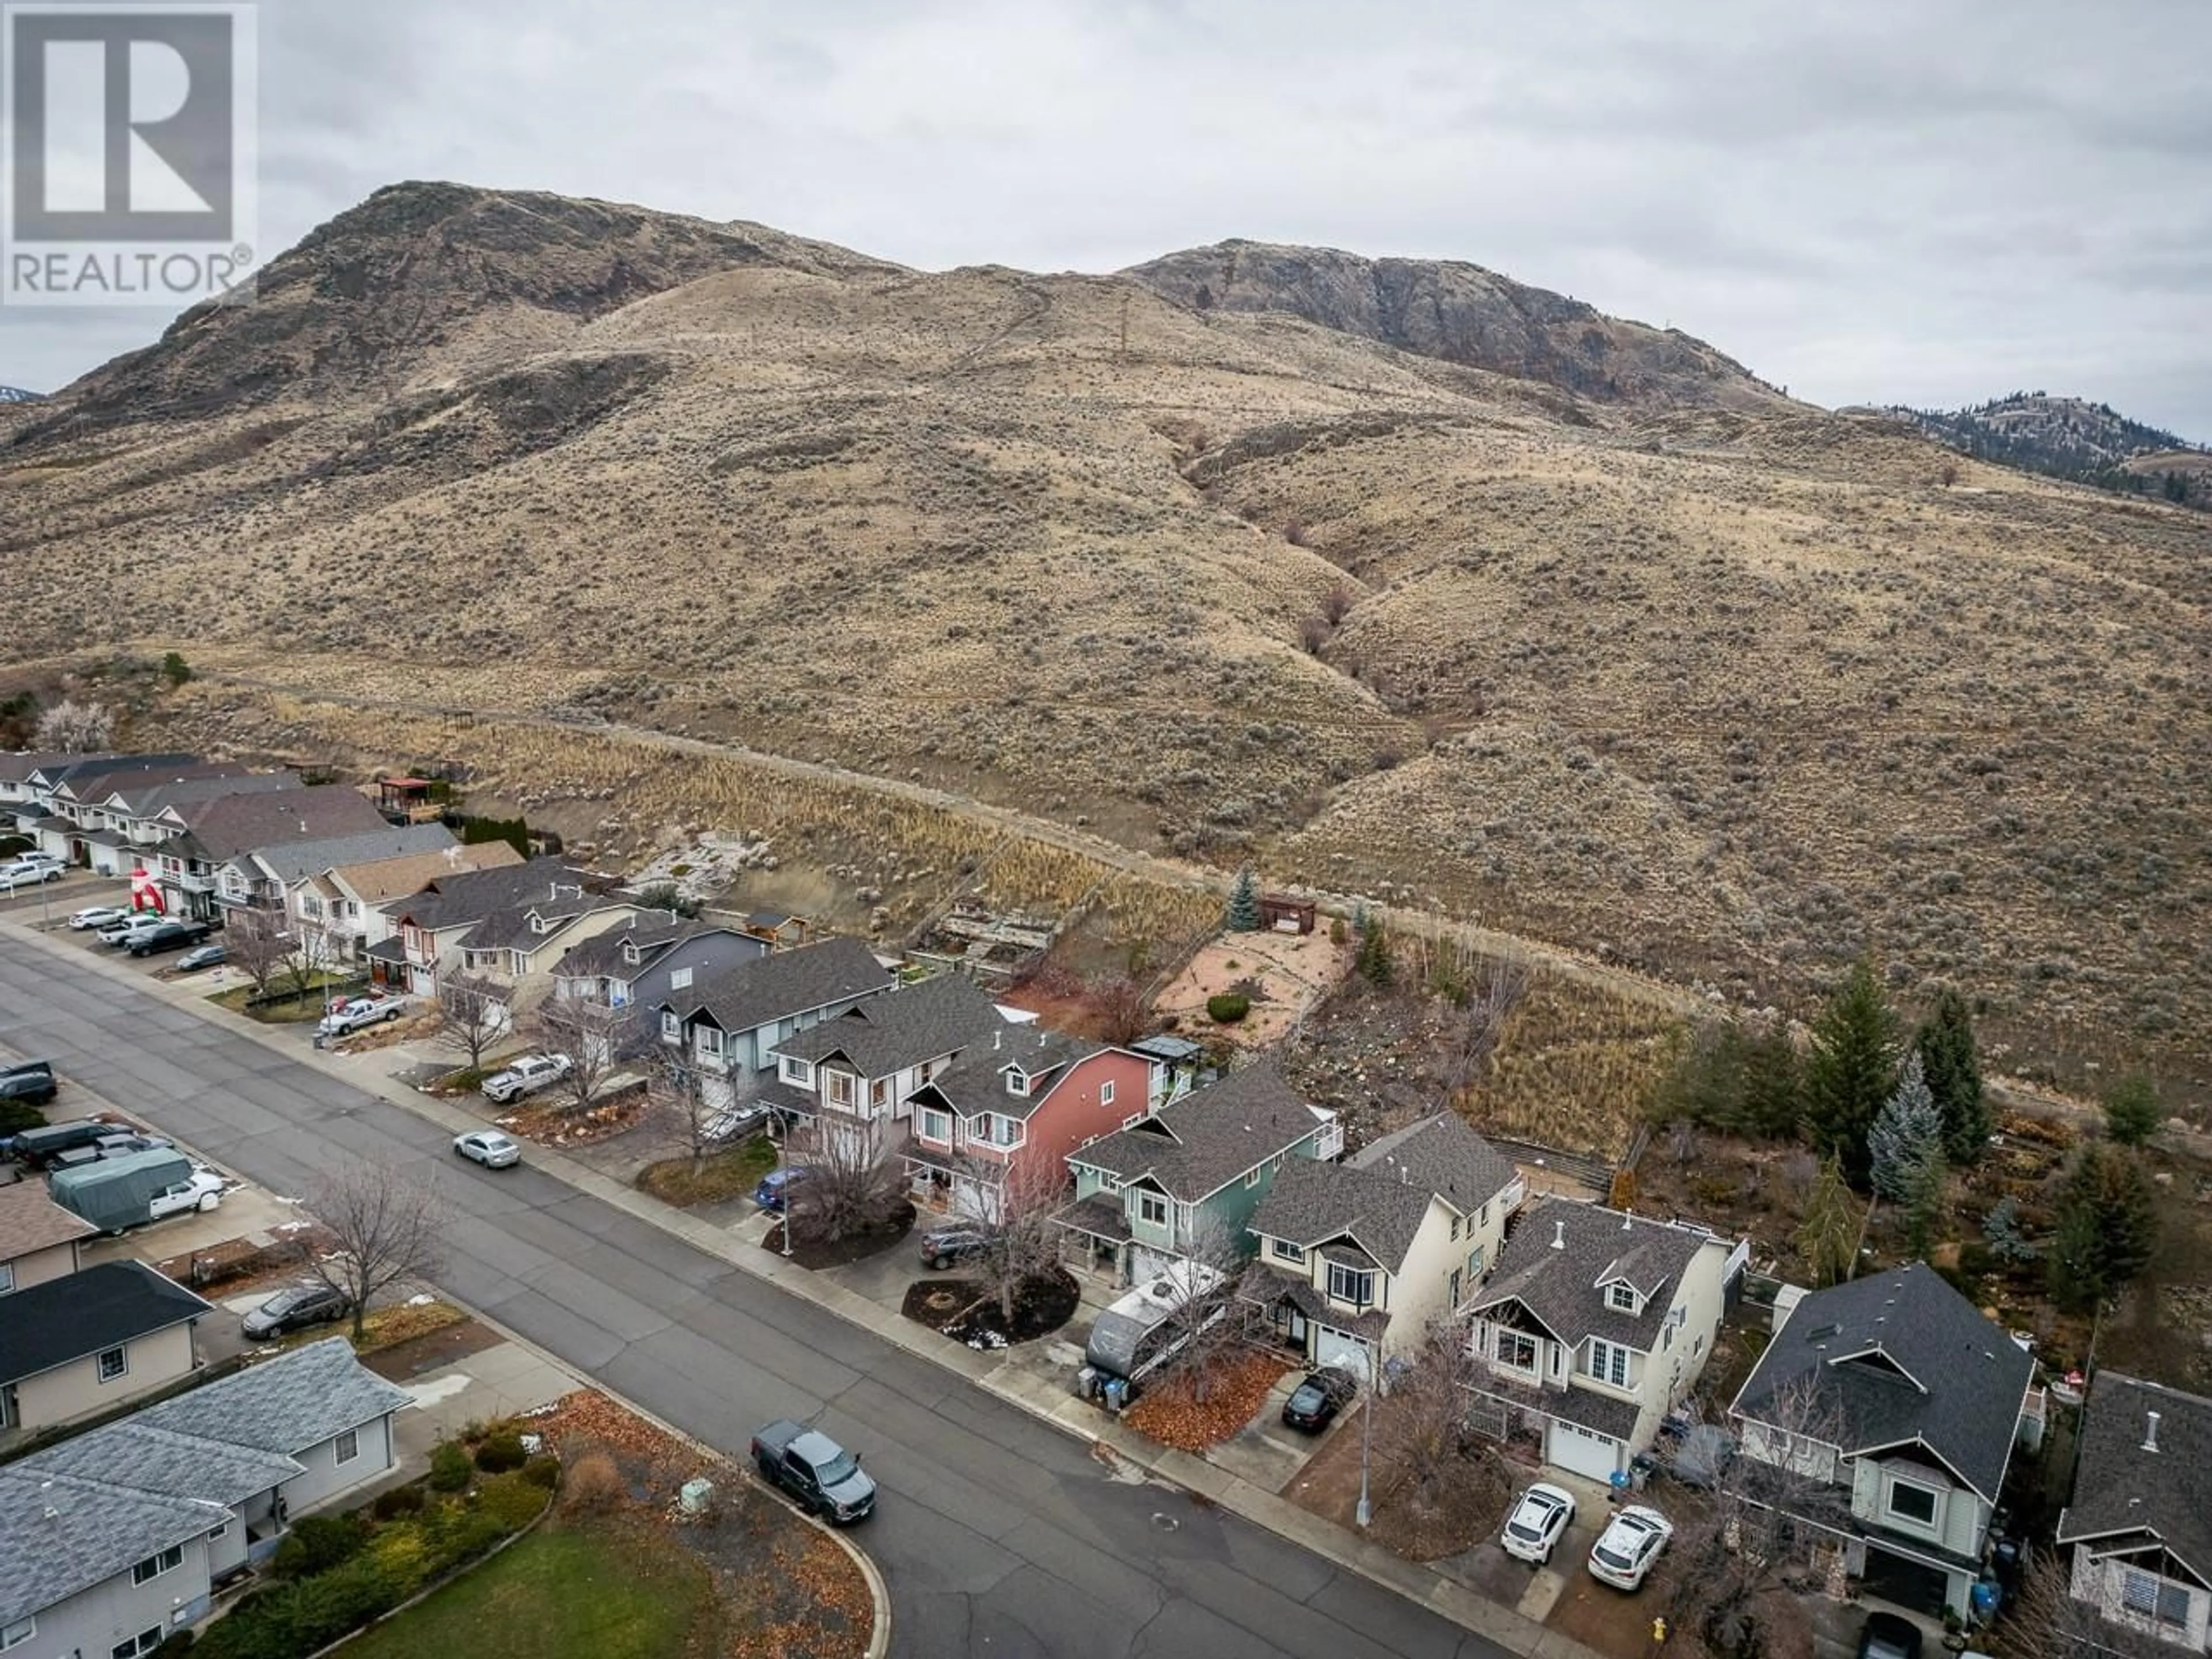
[1803,959,1901,1188]
[2101,1072,2161,1148]
[2046,1142,2160,1312]
[1225,867,1260,933]
[1794,1154,1858,1287]
[1900,1145,1948,1260]
[1868,1054,1944,1201]
[1914,987,1988,1165]
[1354,917,1395,988]
[1738,1019,1804,1141]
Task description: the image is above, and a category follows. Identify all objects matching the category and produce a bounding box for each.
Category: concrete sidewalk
[14,911,1607,1659]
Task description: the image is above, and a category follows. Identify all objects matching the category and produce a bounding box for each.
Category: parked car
[0,859,62,890]
[51,1132,175,1169]
[1857,1612,1925,1659]
[1280,1366,1359,1433]
[701,1100,771,1142]
[127,918,213,956]
[174,942,227,972]
[100,916,166,948]
[3,1116,111,1167]
[316,994,407,1037]
[454,1129,522,1169]
[751,1419,876,1522]
[67,904,132,930]
[753,1166,810,1212]
[918,1225,997,1271]
[243,1281,352,1340]
[481,1052,573,1105]
[1500,1482,1578,1565]
[0,1059,58,1107]
[1588,1505,1673,1590]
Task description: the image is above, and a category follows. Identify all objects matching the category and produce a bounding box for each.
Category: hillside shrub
[1206,992,1250,1024]
[522,1453,561,1489]
[474,1431,527,1473]
[271,1514,366,1579]
[429,1441,472,1492]
[370,1483,426,1521]
[559,1449,624,1516]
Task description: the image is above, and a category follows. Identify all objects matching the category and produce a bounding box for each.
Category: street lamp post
[1355,1391,1374,1528]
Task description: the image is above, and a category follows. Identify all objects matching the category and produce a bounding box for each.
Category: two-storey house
[551,918,768,1022]
[0,1262,214,1438]
[141,786,388,921]
[11,753,198,869]
[1056,1062,1343,1287]
[214,822,459,921]
[294,840,525,969]
[654,936,895,1112]
[1465,1200,1740,1483]
[1243,1112,1525,1381]
[2058,1373,2212,1652]
[1729,1262,2037,1619]
[377,857,608,1000]
[0,1179,96,1297]
[0,1338,410,1659]
[898,1024,1156,1222]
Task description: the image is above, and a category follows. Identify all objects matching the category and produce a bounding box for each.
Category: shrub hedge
[1206,992,1251,1024]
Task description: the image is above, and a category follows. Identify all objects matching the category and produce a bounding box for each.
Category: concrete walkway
[11,910,1607,1659]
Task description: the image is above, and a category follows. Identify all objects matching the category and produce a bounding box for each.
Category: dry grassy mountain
[1880,392,2211,509]
[3,181,2206,1097]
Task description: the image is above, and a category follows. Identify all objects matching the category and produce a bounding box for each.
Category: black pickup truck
[751,1419,877,1523]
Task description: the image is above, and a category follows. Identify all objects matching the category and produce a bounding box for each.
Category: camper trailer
[1075,1260,1227,1411]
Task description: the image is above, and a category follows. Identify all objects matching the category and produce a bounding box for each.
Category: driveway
[0,924,1508,1659]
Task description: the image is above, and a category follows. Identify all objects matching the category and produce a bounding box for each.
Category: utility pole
[1355,1391,1374,1528]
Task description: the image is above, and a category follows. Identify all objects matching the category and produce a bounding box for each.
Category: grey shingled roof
[0,1463,227,1628]
[0,749,90,785]
[669,936,893,1034]
[554,916,704,979]
[31,1419,301,1507]
[0,1176,96,1262]
[1255,1113,1518,1273]
[247,822,456,884]
[455,892,608,953]
[1730,1260,2033,1502]
[2058,1373,2212,1581]
[1067,1062,1331,1202]
[0,1260,213,1387]
[106,768,294,817]
[903,1021,1096,1123]
[1349,1113,1520,1216]
[131,1336,412,1456]
[165,784,388,861]
[384,856,593,931]
[1466,1200,1715,1350]
[774,972,1008,1076]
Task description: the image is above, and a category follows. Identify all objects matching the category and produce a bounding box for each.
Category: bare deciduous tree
[437,971,512,1072]
[33,696,114,753]
[783,1111,903,1247]
[526,987,634,1114]
[1382,1317,1492,1511]
[278,918,336,1006]
[658,1050,762,1173]
[306,1157,449,1342]
[953,1151,1069,1327]
[2006,1553,2170,1659]
[1092,976,1152,1047]
[224,906,290,999]
[1430,952,1529,1112]
[1139,1218,1248,1402]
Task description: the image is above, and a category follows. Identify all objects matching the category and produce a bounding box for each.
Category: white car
[148,1167,227,1222]
[102,917,169,948]
[69,904,133,930]
[1501,1482,1578,1565]
[454,1129,523,1169]
[482,1052,573,1105]
[1588,1505,1673,1590]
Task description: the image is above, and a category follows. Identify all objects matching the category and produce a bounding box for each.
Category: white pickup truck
[316,994,409,1038]
[482,1052,574,1105]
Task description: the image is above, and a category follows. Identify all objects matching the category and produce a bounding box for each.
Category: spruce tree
[1868,1054,1944,1201]
[1225,867,1260,933]
[1355,918,1395,988]
[1900,1145,1948,1260]
[2102,1072,2161,1148]
[1803,959,1901,1188]
[1738,1019,1804,1141]
[1914,987,1988,1165]
[1795,1154,1858,1287]
[2047,1142,2160,1312]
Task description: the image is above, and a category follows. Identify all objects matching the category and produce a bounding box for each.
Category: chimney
[2144,1410,2161,1453]
[1551,1219,1566,1251]
[993,1029,1002,1051]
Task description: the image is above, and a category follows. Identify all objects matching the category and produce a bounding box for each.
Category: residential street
[0,929,1503,1659]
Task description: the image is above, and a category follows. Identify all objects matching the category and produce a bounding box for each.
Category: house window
[696,1027,725,1056]
[2120,1570,2192,1628]
[131,1545,184,1585]
[1244,1166,1262,1188]
[1450,1213,1462,1241]
[299,895,323,918]
[1137,1192,1170,1228]
[1478,1202,1489,1229]
[1272,1238,1306,1264]
[1099,1078,1116,1108]
[1884,1476,1940,1529]
[207,1520,228,1540]
[1327,1262,1376,1308]
[509,950,528,976]
[870,1077,891,1108]
[980,1114,1021,1147]
[1465,1246,1484,1278]
[98,1345,128,1382]
[669,966,693,991]
[113,1628,165,1659]
[1587,1339,1631,1387]
[781,1056,814,1086]
[1,1616,34,1652]
[1608,1283,1638,1312]
[1005,1070,1029,1097]
[827,1071,855,1106]
[661,1011,681,1042]
[0,1262,13,1294]
[336,1427,361,1465]
[919,1108,952,1143]
[1494,1330,1539,1371]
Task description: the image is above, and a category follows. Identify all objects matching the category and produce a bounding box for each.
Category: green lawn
[342,1524,715,1659]
[205,974,357,1022]
[637,1134,780,1206]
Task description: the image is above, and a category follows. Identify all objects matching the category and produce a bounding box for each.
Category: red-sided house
[903,1028,1154,1223]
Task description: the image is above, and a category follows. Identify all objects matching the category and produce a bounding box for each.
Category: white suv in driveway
[482,1053,574,1105]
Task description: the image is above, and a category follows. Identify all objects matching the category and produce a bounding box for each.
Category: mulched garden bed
[759,1200,917,1270]
[496,1083,651,1147]
[899,1268,1081,1347]
[362,1310,504,1381]
[1122,1349,1292,1450]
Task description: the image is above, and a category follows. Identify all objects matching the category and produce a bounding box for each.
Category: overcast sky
[5,0,2207,437]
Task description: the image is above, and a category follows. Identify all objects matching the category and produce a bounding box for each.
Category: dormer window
[1005,1069,1029,1097]
[1607,1283,1639,1313]
[623,941,643,964]
[781,1056,814,1086]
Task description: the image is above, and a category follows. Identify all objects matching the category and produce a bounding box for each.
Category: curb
[16,915,1582,1659]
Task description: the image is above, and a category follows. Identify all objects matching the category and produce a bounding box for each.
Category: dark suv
[0,1060,57,1107]
[918,1225,997,1271]
[242,1282,353,1340]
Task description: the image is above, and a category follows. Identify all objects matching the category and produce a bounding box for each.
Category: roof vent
[1551,1219,1566,1251]
[993,1029,1001,1051]
[2144,1410,2161,1453]
[1622,1209,1633,1230]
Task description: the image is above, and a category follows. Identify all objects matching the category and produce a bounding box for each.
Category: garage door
[1548,1419,1623,1481]
[1313,1326,1372,1382]
[1129,1245,1181,1289]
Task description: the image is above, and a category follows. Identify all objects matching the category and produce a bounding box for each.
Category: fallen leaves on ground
[498,1088,651,1146]
[353,1298,466,1352]
[1123,1350,1293,1452]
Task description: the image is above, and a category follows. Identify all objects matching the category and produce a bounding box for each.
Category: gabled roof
[554,915,708,979]
[104,770,300,819]
[1465,1201,1718,1350]
[32,752,195,794]
[1252,1115,1515,1272]
[382,855,593,931]
[906,1024,1100,1123]
[130,1335,412,1457]
[666,935,893,1033]
[1066,1062,1331,1203]
[0,1463,226,1629]
[1730,1261,2034,1503]
[325,840,523,906]
[0,1260,213,1386]
[244,822,456,885]
[774,971,1009,1076]
[0,749,97,785]
[2058,1373,2212,1583]
[0,1176,97,1262]
[455,892,627,955]
[162,784,388,862]
[30,1419,301,1508]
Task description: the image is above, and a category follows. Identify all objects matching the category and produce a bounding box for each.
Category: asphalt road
[0,930,1503,1659]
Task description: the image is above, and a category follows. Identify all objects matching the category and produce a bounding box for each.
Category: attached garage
[1313,1325,1373,1382]
[1129,1245,1182,1288]
[1547,1418,1624,1482]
